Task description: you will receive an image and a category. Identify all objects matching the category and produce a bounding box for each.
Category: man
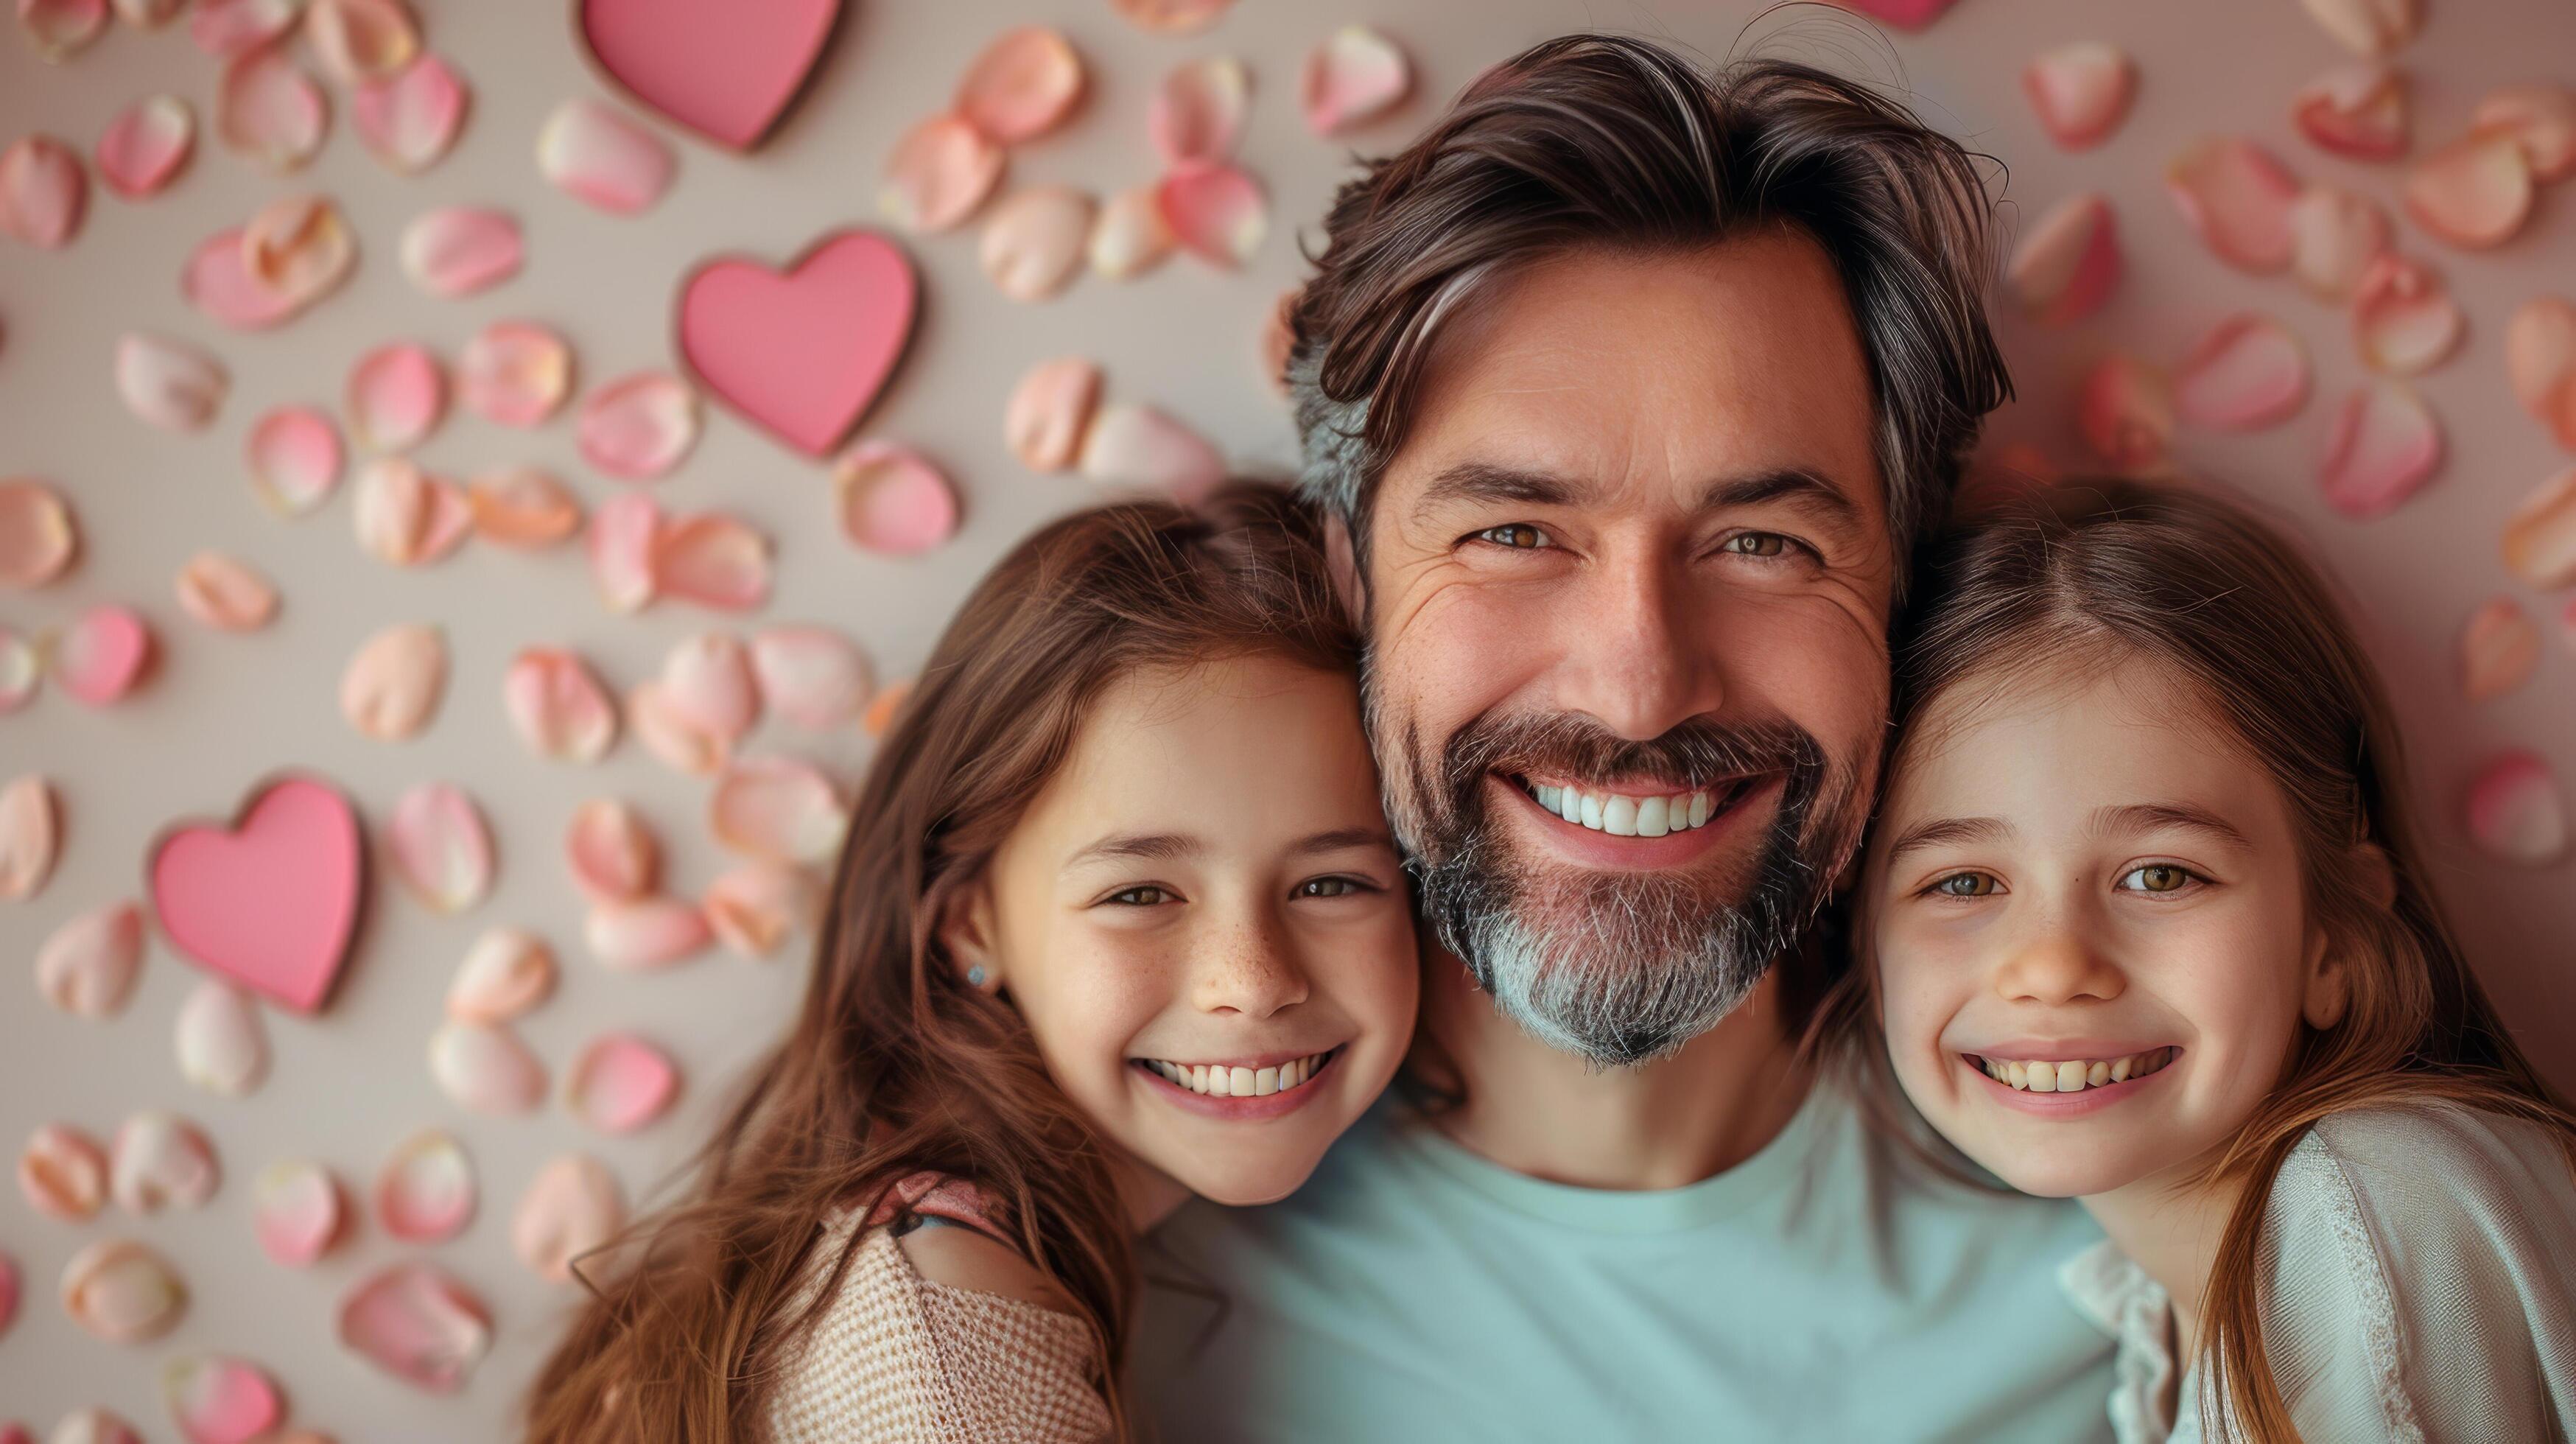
[1134,35,2116,1441]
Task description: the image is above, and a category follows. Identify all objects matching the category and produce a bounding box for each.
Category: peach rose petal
[337,1263,489,1393]
[1152,55,1248,166]
[2352,253,2463,376]
[2165,137,2299,274]
[183,227,301,331]
[863,679,911,737]
[503,648,619,763]
[1006,357,1102,471]
[245,406,341,514]
[373,1129,473,1243]
[979,185,1095,302]
[18,0,106,59]
[347,343,445,452]
[161,1356,282,1444]
[2502,467,2576,589]
[303,0,415,85]
[351,53,466,173]
[566,799,659,903]
[2004,192,2121,326]
[446,928,556,1023]
[513,1154,625,1283]
[0,135,85,248]
[564,1034,681,1134]
[537,98,673,215]
[2318,382,2441,518]
[1158,162,1266,267]
[2287,184,2390,302]
[2404,129,2534,250]
[2300,0,2419,56]
[218,46,329,172]
[1089,183,1173,279]
[175,552,278,631]
[400,206,521,298]
[174,980,267,1096]
[95,97,196,199]
[583,895,712,970]
[1112,0,1229,32]
[55,604,153,706]
[877,113,1002,234]
[0,478,77,588]
[253,1161,345,1266]
[2463,752,2568,866]
[659,633,759,743]
[116,334,228,432]
[2505,297,2576,451]
[752,625,871,730]
[2076,354,2174,469]
[353,457,471,567]
[428,1020,547,1116]
[957,26,1084,144]
[587,493,661,612]
[51,1409,147,1444]
[240,197,353,318]
[656,511,772,612]
[19,1124,108,1219]
[467,467,581,550]
[2460,597,2539,703]
[0,628,35,712]
[109,1111,220,1214]
[2021,41,2131,151]
[458,321,572,428]
[340,622,446,740]
[1302,26,1410,137]
[579,371,698,480]
[703,863,819,959]
[628,681,727,775]
[2292,63,2407,161]
[35,902,144,1019]
[2475,83,2576,182]
[387,781,492,913]
[835,443,959,556]
[60,1239,186,1344]
[189,0,295,57]
[2174,315,2309,432]
[1078,402,1224,501]
[712,757,849,865]
[0,773,59,900]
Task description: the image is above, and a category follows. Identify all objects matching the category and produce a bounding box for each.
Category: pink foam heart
[677,229,917,458]
[578,0,840,150]
[148,774,365,1015]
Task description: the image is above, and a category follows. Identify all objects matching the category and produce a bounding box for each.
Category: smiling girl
[523,483,1417,1442]
[1856,481,2576,1440]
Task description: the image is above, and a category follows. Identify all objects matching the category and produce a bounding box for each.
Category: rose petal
[183,226,303,331]
[95,97,196,199]
[457,320,572,428]
[1302,25,1409,137]
[161,1356,281,1444]
[566,799,659,903]
[877,113,1002,234]
[2287,184,2391,302]
[703,864,819,959]
[2319,381,2442,518]
[537,98,672,215]
[835,442,958,555]
[862,679,911,737]
[2474,83,2576,182]
[502,648,618,763]
[387,781,491,913]
[2505,297,2576,452]
[337,1263,489,1393]
[1111,0,1229,33]
[656,511,772,611]
[587,492,660,612]
[1157,161,1266,267]
[59,1239,186,1343]
[353,457,464,567]
[189,0,295,57]
[751,625,871,732]
[1151,55,1248,164]
[659,632,759,743]
[2076,353,2174,469]
[244,406,342,514]
[2404,128,2534,250]
[0,1249,14,1339]
[578,371,698,480]
[428,1019,547,1115]
[373,1129,473,1243]
[956,26,1084,144]
[0,477,77,588]
[18,0,106,59]
[253,1161,345,1266]
[2292,63,2407,161]
[2463,751,2568,866]
[36,902,144,1019]
[174,980,267,1096]
[447,927,557,1025]
[0,774,57,900]
[2174,314,2310,432]
[240,193,355,312]
[564,1034,680,1133]
[55,604,153,705]
[351,52,466,173]
[175,551,278,631]
[1079,402,1223,500]
[400,206,521,298]
[979,184,1095,301]
[2021,41,2131,151]
[109,1111,220,1214]
[347,343,445,452]
[0,135,85,248]
[218,45,329,172]
[1089,183,1173,280]
[0,626,36,712]
[2502,466,2576,589]
[628,680,727,775]
[1005,357,1102,472]
[302,0,415,85]
[2004,192,2121,326]
[116,334,228,432]
[467,467,581,549]
[18,1123,108,1219]
[2352,253,2463,376]
[2166,137,2300,274]
[49,1409,145,1444]
[712,757,849,864]
[111,0,183,24]
[583,896,711,970]
[2300,0,2421,57]
[512,1154,625,1283]
[340,622,446,740]
[2460,596,2539,703]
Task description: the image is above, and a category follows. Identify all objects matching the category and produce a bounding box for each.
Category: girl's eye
[1107,886,1176,907]
[1722,531,1791,558]
[1926,871,1999,898]
[1296,876,1372,900]
[2118,864,2200,894]
[1473,523,1550,550]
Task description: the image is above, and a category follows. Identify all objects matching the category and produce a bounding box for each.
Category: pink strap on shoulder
[862,1171,1013,1247]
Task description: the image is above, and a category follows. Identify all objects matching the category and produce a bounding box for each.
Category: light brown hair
[522,481,1353,1442]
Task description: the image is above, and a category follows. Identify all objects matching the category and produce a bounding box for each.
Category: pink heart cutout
[148,774,365,1015]
[577,0,840,150]
[678,229,918,458]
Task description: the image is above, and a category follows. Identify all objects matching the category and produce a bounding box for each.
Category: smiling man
[1134,34,2117,1441]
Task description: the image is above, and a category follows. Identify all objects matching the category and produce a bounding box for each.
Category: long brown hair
[1817,478,2576,1441]
[523,481,1354,1442]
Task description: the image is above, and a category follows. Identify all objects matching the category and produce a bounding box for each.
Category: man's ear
[1324,512,1366,628]
[2303,842,2395,1031]
[936,878,1004,992]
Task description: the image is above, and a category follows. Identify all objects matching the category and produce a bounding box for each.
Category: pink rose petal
[458,320,572,428]
[2505,297,2576,452]
[537,97,672,215]
[1303,27,1410,137]
[373,1130,473,1242]
[95,97,196,199]
[352,53,466,173]
[60,1238,187,1343]
[0,135,85,248]
[18,0,106,59]
[348,343,445,452]
[173,979,267,1096]
[2502,466,2576,589]
[980,184,1095,301]
[353,457,471,567]
[337,1263,489,1393]
[2287,183,2391,301]
[189,0,295,57]
[18,1122,107,1219]
[628,680,728,775]
[2300,0,2421,57]
[253,1161,345,1266]
[2317,380,2442,518]
[956,26,1084,144]
[2175,314,2309,432]
[161,1355,282,1444]
[109,1110,219,1214]
[1006,357,1102,472]
[245,406,342,514]
[579,371,698,480]
[0,478,77,588]
[512,1153,625,1283]
[2165,136,2300,274]
[35,902,144,1019]
[468,466,582,549]
[835,442,959,556]
[175,551,278,631]
[2404,128,2534,250]
[583,896,712,970]
[659,632,759,743]
[400,206,522,298]
[2460,596,2540,703]
[2292,63,2408,161]
[429,1019,546,1115]
[1111,0,1229,32]
[1158,161,1266,267]
[712,756,849,865]
[656,511,772,611]
[116,334,228,432]
[566,799,659,903]
[340,621,446,740]
[504,648,619,763]
[2021,41,2133,151]
[387,781,492,913]
[0,1250,13,1339]
[183,226,302,331]
[2474,83,2576,183]
[1089,183,1173,279]
[2004,192,2121,326]
[1078,402,1224,501]
[0,773,57,900]
[2076,353,2174,469]
[587,492,661,612]
[302,0,416,85]
[2352,253,2463,376]
[703,864,820,959]
[242,194,355,312]
[564,1033,681,1134]
[446,927,556,1023]
[1152,55,1249,166]
[2463,751,2568,866]
[55,603,153,705]
[1835,0,1956,26]
[878,113,1003,234]
[217,45,328,172]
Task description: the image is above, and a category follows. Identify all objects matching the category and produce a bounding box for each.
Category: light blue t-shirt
[1134,1076,2115,1442]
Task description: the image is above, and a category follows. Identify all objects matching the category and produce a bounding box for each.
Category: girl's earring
[966,965,989,989]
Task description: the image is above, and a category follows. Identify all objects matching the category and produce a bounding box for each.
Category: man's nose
[1555,546,1722,740]
[1190,906,1311,1020]
[1993,907,2127,1007]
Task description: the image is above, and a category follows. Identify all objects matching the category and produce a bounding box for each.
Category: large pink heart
[147,774,365,1016]
[677,229,918,458]
[577,0,841,150]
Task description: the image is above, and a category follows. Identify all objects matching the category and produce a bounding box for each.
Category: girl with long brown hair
[522,480,1419,1441]
[1850,480,2576,1440]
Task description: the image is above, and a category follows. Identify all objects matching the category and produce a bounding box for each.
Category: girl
[523,482,1419,1441]
[1853,480,2576,1441]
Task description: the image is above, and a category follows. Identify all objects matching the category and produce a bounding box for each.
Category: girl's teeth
[1980,1046,2175,1093]
[1529,780,1722,836]
[1146,1051,1331,1098]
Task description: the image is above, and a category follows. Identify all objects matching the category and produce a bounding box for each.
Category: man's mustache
[1440,710,1820,797]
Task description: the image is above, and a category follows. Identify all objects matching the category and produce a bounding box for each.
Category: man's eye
[1108,886,1175,906]
[1927,871,1998,898]
[1722,532,1790,558]
[1473,523,1550,550]
[2117,864,2200,895]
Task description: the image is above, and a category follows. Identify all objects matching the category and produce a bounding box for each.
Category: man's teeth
[1529,781,1719,837]
[1141,1051,1331,1098]
[1979,1046,2177,1093]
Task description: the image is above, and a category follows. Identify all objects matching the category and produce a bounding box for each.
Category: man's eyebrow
[1693,466,1863,530]
[1062,833,1200,870]
[2090,803,2252,850]
[1882,815,2009,863]
[1411,462,1597,522]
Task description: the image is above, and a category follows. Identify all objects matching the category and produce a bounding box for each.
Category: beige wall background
[3,0,2570,1436]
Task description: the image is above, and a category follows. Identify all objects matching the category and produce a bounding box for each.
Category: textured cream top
[2059,1104,2576,1443]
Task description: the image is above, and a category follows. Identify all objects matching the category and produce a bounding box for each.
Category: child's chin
[1179,1158,1325,1210]
[1976,1152,2142,1201]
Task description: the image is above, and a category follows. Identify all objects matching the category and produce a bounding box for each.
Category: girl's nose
[1993,919,2125,1007]
[1191,909,1311,1020]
